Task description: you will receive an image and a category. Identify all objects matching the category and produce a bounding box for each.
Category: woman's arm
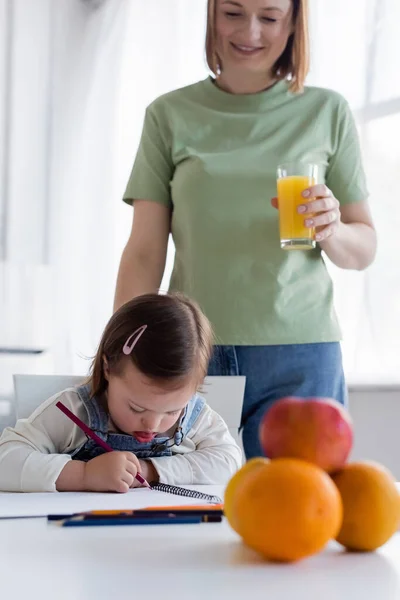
[309,96,376,270]
[318,200,377,270]
[113,200,170,312]
[294,184,376,271]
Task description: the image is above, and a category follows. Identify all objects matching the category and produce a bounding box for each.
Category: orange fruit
[233,457,343,562]
[224,457,269,532]
[331,461,400,551]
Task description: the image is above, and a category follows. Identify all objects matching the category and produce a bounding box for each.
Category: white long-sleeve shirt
[0,388,243,492]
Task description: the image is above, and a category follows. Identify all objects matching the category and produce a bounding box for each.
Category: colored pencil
[56,400,151,488]
[143,504,224,512]
[60,515,222,527]
[48,507,224,521]
[82,510,222,519]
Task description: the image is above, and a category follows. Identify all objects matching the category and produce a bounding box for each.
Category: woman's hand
[297,184,341,242]
[271,184,341,242]
[271,191,376,270]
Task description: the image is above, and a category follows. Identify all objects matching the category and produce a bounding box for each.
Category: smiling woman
[206,0,309,92]
[115,0,377,461]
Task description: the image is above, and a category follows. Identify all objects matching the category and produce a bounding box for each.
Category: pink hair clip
[122,324,148,355]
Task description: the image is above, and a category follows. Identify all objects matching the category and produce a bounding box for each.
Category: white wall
[349,386,400,479]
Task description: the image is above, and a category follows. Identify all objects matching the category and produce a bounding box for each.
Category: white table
[1,513,400,599]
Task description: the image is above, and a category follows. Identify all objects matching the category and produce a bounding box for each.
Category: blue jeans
[207,343,347,460]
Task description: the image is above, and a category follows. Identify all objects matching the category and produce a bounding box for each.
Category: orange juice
[277,175,316,250]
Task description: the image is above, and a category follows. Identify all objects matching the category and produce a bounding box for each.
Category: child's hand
[83,451,141,493]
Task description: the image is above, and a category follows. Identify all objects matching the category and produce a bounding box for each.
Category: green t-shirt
[123,78,368,345]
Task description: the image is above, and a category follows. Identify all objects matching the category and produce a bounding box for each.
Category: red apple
[259,397,353,473]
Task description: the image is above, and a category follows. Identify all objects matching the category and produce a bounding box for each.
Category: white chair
[13,374,245,446]
[13,374,86,420]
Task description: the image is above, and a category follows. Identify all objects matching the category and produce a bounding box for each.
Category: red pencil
[56,401,151,488]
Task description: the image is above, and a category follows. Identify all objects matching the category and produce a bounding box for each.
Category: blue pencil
[61,515,208,527]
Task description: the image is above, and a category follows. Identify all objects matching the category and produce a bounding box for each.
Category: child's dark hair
[89,293,214,398]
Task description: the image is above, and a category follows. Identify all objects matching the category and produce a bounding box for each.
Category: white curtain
[47,0,132,373]
[308,0,400,383]
[0,0,132,390]
[2,0,399,387]
[113,0,209,286]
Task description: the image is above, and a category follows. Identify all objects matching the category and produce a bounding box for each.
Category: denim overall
[71,384,205,461]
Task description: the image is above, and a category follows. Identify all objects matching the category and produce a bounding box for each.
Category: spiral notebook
[0,485,224,519]
[150,483,222,504]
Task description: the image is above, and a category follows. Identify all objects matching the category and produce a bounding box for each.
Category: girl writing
[0,294,242,492]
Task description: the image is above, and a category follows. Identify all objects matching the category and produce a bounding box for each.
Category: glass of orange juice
[277,162,318,250]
